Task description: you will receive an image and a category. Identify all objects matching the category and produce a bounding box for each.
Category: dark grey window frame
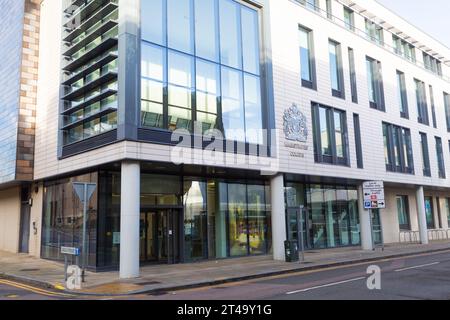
[396,195,411,231]
[429,85,437,128]
[312,102,350,166]
[343,7,355,31]
[435,136,446,179]
[396,70,408,119]
[414,79,429,126]
[366,56,385,111]
[329,39,345,99]
[383,122,414,175]
[353,113,363,169]
[420,132,431,177]
[348,48,358,103]
[444,92,450,132]
[298,25,317,90]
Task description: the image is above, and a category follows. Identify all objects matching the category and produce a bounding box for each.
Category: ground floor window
[285,183,360,249]
[41,170,270,269]
[425,197,435,229]
[446,198,450,227]
[41,173,99,268]
[396,195,410,231]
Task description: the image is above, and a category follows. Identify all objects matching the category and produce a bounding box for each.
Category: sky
[376,0,450,49]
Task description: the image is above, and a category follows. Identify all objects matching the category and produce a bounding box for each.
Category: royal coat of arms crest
[283,104,308,142]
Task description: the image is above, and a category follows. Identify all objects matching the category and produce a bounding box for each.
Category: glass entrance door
[140,209,181,264]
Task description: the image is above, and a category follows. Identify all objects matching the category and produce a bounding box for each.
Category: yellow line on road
[0,279,75,298]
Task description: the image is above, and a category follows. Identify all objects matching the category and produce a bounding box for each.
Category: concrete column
[416,186,429,245]
[270,174,287,261]
[357,185,373,250]
[120,161,141,279]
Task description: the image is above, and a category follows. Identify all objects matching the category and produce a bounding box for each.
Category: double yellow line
[0,279,75,298]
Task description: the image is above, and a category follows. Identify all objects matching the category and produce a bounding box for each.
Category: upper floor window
[365,19,383,45]
[383,122,414,174]
[414,79,429,126]
[297,0,319,11]
[312,103,349,166]
[392,35,416,62]
[444,92,450,132]
[429,85,437,128]
[396,70,408,119]
[420,132,431,177]
[329,40,345,99]
[366,56,385,111]
[140,0,263,144]
[299,26,316,89]
[343,7,355,31]
[423,53,442,76]
[435,136,446,179]
[348,48,358,103]
[325,0,332,19]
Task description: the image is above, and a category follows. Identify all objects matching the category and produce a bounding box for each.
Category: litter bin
[284,240,299,262]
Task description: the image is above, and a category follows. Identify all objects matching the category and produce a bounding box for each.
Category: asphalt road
[138,250,450,300]
[1,250,450,300]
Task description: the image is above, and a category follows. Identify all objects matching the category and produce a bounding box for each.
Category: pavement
[1,241,450,296]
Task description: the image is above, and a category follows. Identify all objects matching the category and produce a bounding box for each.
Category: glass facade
[41,173,99,268]
[140,0,263,143]
[285,183,360,250]
[0,0,25,183]
[41,171,270,268]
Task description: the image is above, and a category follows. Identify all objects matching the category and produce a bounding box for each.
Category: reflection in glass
[241,6,260,75]
[299,27,312,82]
[184,179,208,261]
[247,185,267,254]
[220,0,242,69]
[141,0,165,45]
[228,184,248,256]
[195,0,219,61]
[222,67,245,142]
[244,74,263,144]
[167,0,193,53]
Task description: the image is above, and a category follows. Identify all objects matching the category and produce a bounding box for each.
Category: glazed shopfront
[285,182,362,249]
[40,168,272,270]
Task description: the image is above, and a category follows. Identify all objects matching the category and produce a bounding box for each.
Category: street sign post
[363,181,385,209]
[72,182,97,283]
[363,181,385,251]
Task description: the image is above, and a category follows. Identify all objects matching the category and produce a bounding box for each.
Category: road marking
[286,277,366,295]
[394,262,440,272]
[0,279,75,298]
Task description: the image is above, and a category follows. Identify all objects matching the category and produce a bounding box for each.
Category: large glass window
[344,7,354,31]
[312,103,349,166]
[348,48,358,103]
[195,0,219,61]
[141,0,263,142]
[365,19,383,45]
[287,183,360,250]
[383,122,414,174]
[41,173,98,267]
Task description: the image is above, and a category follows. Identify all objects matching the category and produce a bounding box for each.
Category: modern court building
[1,0,450,278]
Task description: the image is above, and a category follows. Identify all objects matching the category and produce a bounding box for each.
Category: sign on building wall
[283,104,309,158]
[363,181,386,209]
